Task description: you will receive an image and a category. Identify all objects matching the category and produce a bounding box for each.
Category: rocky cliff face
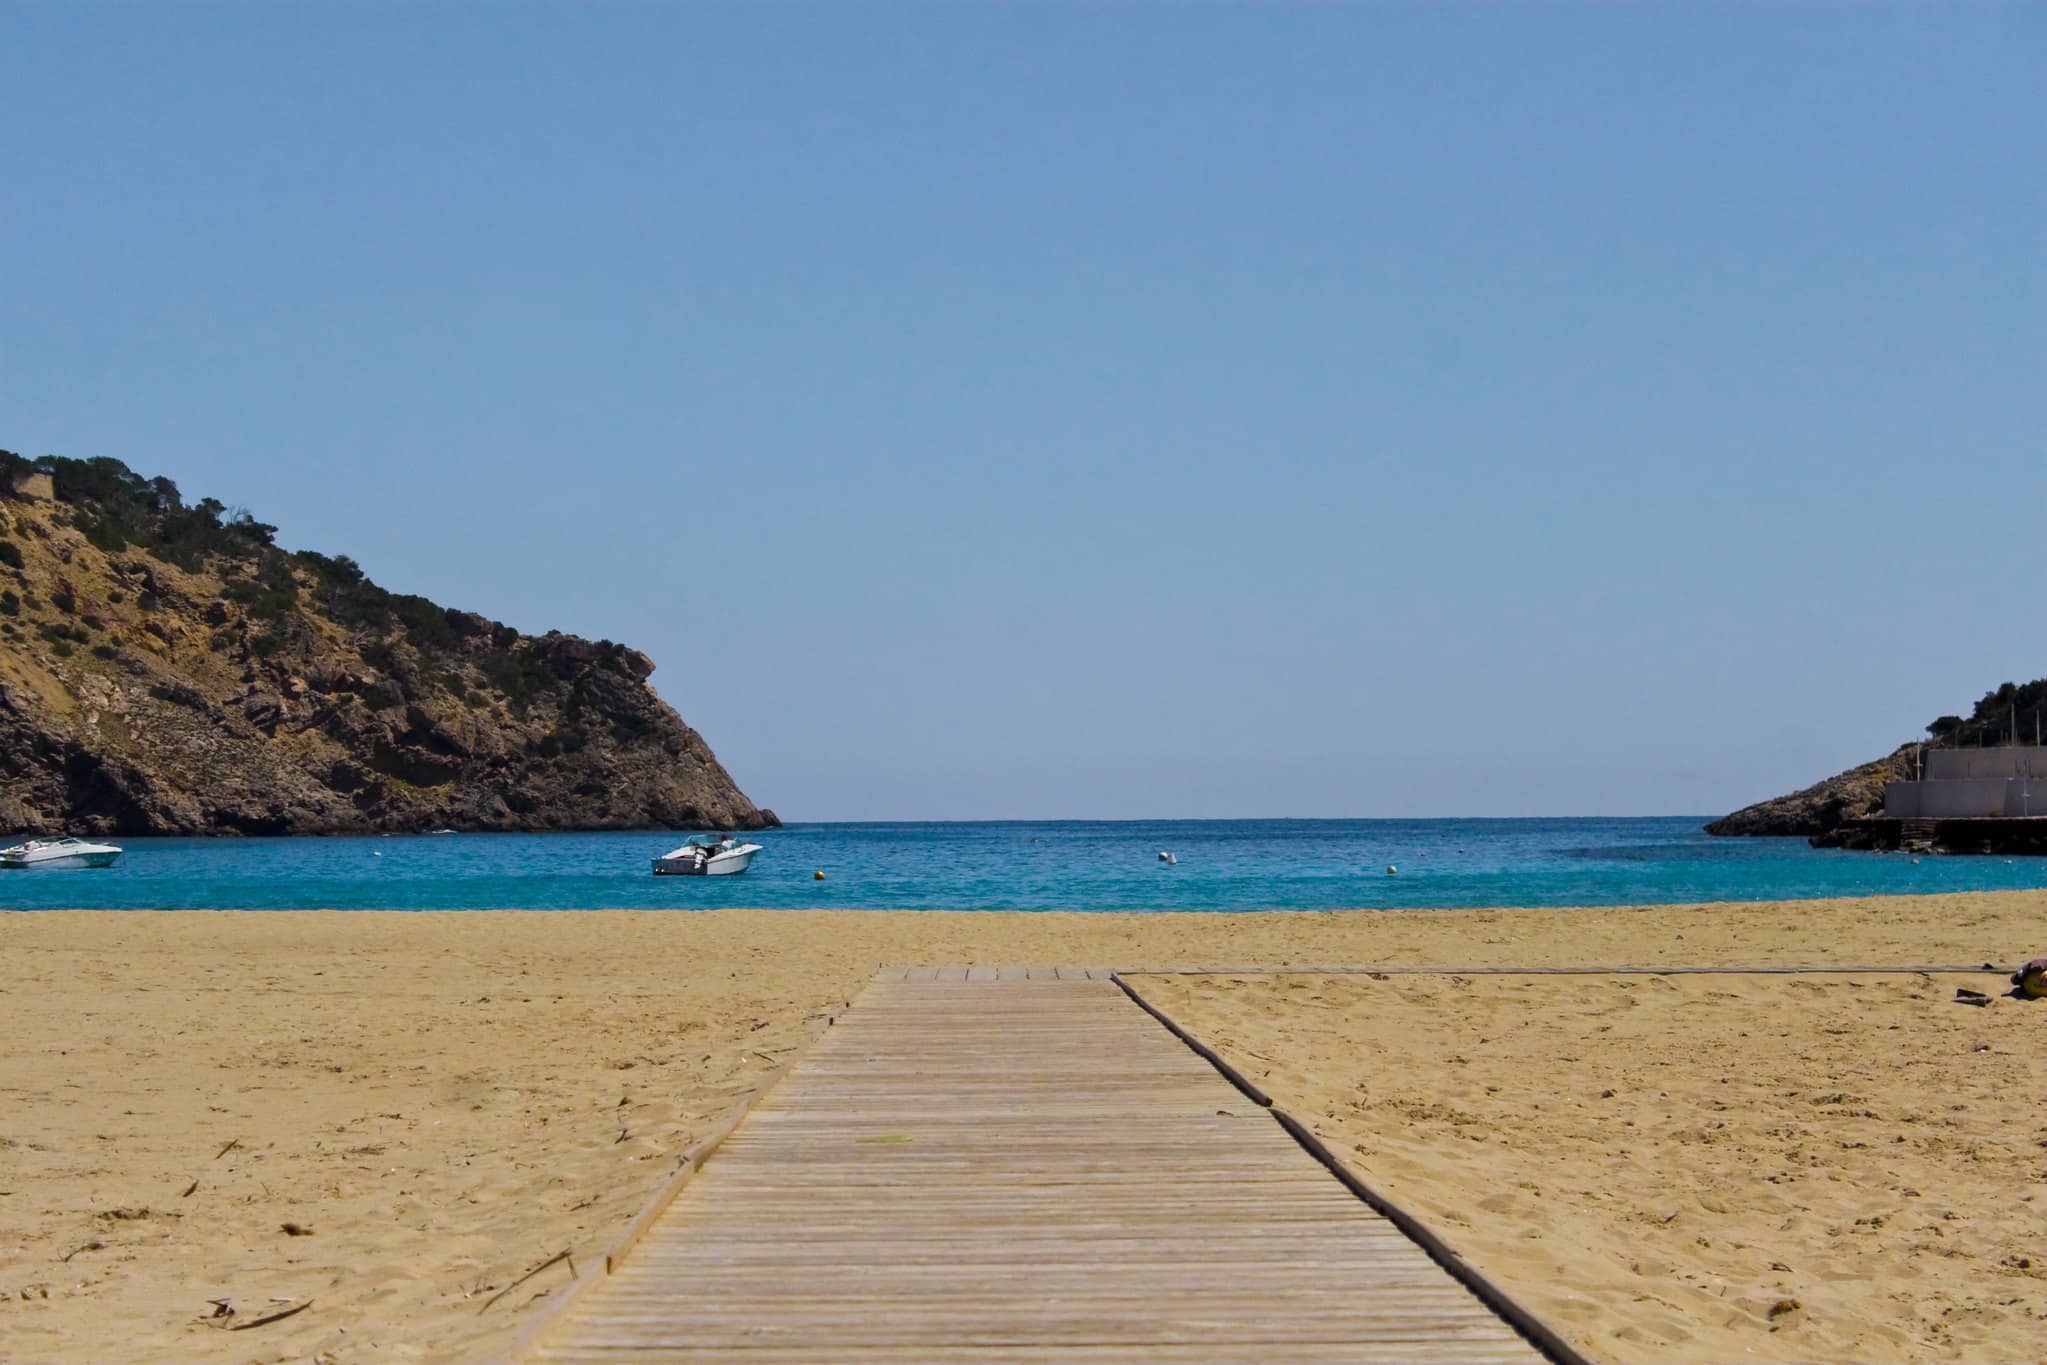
[0,454,775,836]
[1703,746,1915,838]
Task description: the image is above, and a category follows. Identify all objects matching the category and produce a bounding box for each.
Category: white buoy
[1386,864,1397,875]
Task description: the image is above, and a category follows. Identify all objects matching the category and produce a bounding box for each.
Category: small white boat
[1157,851,1178,865]
[1,836,124,869]
[653,836,762,877]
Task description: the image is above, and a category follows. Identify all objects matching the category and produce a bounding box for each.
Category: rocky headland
[0,452,776,836]
[1707,680,2047,844]
[1704,746,1917,839]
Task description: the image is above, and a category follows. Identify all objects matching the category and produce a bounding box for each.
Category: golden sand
[1142,970,2047,1364]
[0,892,2041,1364]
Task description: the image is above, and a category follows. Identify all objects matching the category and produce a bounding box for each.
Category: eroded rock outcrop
[1703,746,1915,838]
[0,452,775,836]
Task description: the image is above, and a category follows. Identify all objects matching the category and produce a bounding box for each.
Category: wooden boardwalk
[517,975,1551,1364]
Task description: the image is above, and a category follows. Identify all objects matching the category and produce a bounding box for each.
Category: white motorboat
[1,836,124,869]
[652,835,762,877]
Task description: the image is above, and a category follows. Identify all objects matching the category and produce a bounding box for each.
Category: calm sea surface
[3,818,2044,912]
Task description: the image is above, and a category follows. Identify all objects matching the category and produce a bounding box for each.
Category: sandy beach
[2,892,2042,1364]
[1143,969,2047,1364]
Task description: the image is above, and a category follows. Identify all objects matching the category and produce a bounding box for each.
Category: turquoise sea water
[3,818,2044,912]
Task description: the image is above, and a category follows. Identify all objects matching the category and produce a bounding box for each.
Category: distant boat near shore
[653,836,763,877]
[2,837,123,869]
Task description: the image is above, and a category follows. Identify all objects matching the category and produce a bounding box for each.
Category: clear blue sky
[4,4,2041,820]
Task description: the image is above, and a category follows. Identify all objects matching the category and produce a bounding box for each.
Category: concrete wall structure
[7,470,53,501]
[1885,746,2047,818]
[1924,748,2047,781]
[1885,776,2047,817]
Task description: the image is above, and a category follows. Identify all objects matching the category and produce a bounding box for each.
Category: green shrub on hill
[1930,679,2047,747]
[484,648,553,712]
[389,593,460,651]
[36,621,89,647]
[21,453,277,568]
[610,714,655,746]
[224,549,302,620]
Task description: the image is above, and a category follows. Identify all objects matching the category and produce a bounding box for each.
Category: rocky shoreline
[1707,736,2047,856]
[1813,816,2047,855]
[1703,745,1914,840]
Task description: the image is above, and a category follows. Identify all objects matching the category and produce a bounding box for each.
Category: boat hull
[1,850,121,869]
[652,846,760,877]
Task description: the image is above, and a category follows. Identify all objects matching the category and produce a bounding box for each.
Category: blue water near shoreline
[3,818,2044,912]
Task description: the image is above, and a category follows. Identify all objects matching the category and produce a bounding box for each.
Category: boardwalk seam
[1110,970,1274,1107]
[1111,972,1600,1365]
[1116,964,1991,976]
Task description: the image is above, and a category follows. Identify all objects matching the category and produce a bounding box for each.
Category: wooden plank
[516,979,1555,1365]
[522,1350,1522,1364]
